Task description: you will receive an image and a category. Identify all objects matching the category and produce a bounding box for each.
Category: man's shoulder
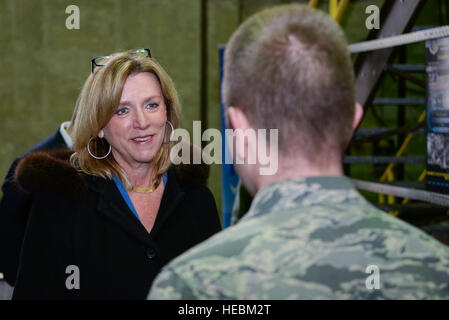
[149,222,257,299]
[152,199,449,299]
[168,218,257,266]
[275,202,449,298]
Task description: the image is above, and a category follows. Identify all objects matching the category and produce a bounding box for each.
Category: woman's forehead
[121,72,163,100]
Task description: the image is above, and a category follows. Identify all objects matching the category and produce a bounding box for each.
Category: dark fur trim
[14,145,210,199]
[174,162,209,187]
[14,150,86,200]
[173,142,210,186]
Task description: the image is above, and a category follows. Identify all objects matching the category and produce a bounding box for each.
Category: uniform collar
[241,176,368,222]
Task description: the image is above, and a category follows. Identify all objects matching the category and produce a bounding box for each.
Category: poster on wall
[426,37,449,194]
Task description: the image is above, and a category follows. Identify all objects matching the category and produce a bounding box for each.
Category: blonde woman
[13,50,221,299]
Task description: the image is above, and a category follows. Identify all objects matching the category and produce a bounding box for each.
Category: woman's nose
[133,108,150,129]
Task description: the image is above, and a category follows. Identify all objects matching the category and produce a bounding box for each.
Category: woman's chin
[131,152,159,165]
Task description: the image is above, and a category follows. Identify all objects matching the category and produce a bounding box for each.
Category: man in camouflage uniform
[148,4,449,299]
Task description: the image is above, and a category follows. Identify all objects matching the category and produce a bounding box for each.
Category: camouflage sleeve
[147,268,196,300]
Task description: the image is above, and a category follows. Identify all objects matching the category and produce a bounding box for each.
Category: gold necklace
[131,176,161,193]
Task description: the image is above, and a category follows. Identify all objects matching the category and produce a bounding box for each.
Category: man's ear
[344,103,364,149]
[227,106,251,131]
[352,103,364,131]
[226,106,253,163]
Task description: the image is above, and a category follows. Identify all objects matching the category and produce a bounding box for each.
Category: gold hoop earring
[87,137,111,160]
[164,120,175,144]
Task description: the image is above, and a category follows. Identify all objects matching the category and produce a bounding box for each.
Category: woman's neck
[126,165,155,188]
[113,155,155,188]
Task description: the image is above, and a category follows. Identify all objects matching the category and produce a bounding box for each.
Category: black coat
[0,129,68,285]
[12,151,221,299]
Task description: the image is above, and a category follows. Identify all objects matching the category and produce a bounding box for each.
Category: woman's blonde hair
[70,51,181,189]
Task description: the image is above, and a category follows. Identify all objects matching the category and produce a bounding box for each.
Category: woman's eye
[145,103,159,110]
[116,107,129,115]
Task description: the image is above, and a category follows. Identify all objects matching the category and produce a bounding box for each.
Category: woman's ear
[98,130,105,139]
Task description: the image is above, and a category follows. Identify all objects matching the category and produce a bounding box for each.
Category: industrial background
[1,0,448,297]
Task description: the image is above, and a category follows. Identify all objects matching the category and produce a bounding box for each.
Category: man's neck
[255,159,344,194]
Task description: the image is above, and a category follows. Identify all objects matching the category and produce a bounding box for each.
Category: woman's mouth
[131,135,154,144]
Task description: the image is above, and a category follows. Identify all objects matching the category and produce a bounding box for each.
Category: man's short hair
[222,4,356,161]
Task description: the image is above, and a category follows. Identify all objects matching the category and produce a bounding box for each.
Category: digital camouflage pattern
[148,177,449,299]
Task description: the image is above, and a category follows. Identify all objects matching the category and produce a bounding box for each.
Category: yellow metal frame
[378,111,426,214]
[309,0,350,23]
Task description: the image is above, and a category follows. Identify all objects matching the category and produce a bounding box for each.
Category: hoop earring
[165,120,175,143]
[87,137,111,160]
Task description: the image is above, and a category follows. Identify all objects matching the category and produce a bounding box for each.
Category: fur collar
[15,146,210,200]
